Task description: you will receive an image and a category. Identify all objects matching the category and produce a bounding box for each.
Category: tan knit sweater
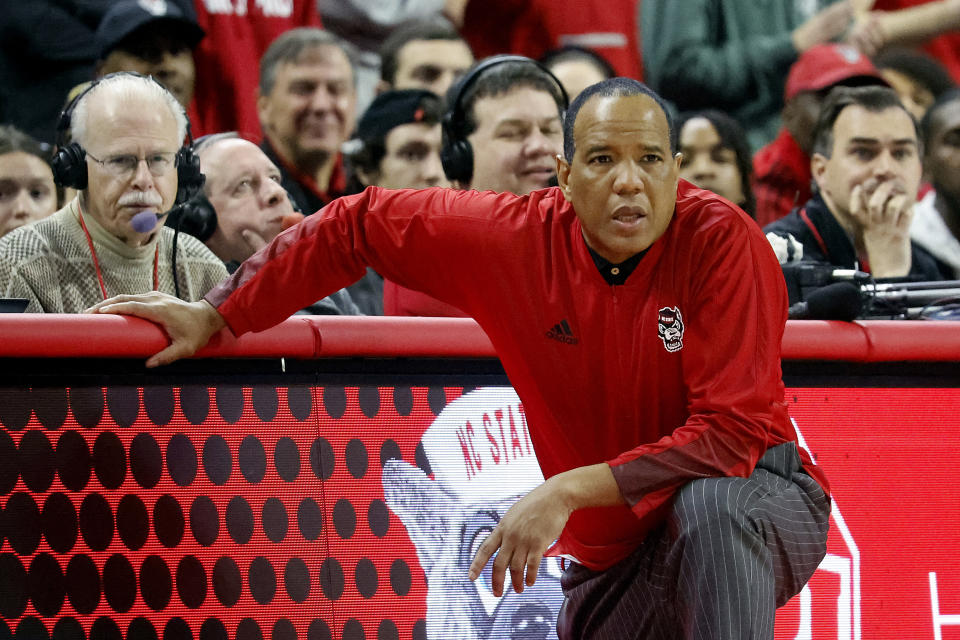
[0,198,228,313]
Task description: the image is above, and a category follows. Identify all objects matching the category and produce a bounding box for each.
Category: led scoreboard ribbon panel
[0,316,959,640]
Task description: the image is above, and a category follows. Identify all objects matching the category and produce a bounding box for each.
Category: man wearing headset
[384,56,567,317]
[188,131,358,315]
[93,66,829,638]
[0,73,226,313]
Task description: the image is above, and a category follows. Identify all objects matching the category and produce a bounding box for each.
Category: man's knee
[670,476,759,538]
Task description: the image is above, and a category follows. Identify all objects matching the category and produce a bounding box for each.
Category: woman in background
[0,124,58,238]
[677,109,756,218]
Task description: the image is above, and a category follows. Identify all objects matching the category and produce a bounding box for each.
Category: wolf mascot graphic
[657,306,685,352]
[382,387,565,640]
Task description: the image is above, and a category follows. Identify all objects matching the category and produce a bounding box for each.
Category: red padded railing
[0,315,958,361]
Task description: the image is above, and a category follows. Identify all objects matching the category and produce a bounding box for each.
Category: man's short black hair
[921,87,960,150]
[379,17,466,86]
[811,85,922,159]
[563,78,675,162]
[446,59,567,141]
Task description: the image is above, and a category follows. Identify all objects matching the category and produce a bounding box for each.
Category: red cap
[785,44,885,101]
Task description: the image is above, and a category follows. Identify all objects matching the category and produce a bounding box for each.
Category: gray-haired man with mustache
[0,73,227,312]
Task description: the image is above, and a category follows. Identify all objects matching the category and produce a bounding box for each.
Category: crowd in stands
[2,0,960,316]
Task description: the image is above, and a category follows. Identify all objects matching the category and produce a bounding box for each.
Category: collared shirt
[586,244,648,285]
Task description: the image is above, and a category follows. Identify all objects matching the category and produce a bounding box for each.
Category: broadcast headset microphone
[788,281,863,321]
[131,210,161,233]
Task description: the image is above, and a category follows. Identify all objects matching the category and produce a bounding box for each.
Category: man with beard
[0,73,226,312]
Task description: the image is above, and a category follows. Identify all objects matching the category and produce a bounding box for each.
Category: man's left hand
[468,479,573,596]
[468,462,624,596]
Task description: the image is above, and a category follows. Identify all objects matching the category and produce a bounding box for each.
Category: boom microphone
[131,210,160,233]
[788,282,863,321]
[782,261,871,287]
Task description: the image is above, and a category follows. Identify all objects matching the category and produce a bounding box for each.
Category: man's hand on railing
[86,293,227,368]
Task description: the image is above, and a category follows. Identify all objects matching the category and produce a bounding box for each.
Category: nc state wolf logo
[382,388,564,640]
[657,306,684,352]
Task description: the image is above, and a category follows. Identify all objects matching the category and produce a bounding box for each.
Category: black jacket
[764,192,947,281]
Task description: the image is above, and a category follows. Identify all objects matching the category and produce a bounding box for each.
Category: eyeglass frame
[84,150,180,178]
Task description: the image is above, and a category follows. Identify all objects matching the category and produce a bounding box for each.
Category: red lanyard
[798,207,871,273]
[76,203,159,301]
[799,208,829,258]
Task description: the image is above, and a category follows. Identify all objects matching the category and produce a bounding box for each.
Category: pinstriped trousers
[556,442,830,640]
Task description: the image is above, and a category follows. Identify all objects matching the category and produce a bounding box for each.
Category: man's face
[924,100,960,199]
[201,138,294,263]
[257,46,357,167]
[557,94,681,264]
[678,117,745,205]
[393,39,473,98]
[98,29,196,106]
[372,122,448,190]
[466,87,563,195]
[0,152,57,237]
[812,105,922,225]
[82,92,180,247]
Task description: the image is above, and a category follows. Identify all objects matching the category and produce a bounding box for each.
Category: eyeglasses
[86,151,178,178]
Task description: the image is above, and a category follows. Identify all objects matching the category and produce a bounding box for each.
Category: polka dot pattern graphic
[0,384,466,638]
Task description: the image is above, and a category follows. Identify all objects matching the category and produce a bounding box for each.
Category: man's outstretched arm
[86,293,227,368]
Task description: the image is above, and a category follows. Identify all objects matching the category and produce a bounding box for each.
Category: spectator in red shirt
[458,0,642,81]
[848,0,960,83]
[192,0,321,138]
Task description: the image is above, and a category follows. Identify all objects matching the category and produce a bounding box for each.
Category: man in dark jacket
[766,85,945,281]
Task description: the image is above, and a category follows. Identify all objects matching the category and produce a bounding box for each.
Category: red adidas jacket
[206,181,827,570]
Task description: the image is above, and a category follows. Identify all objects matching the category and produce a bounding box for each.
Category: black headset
[440,54,569,185]
[52,72,205,299]
[165,132,220,242]
[167,133,305,243]
[52,71,204,205]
